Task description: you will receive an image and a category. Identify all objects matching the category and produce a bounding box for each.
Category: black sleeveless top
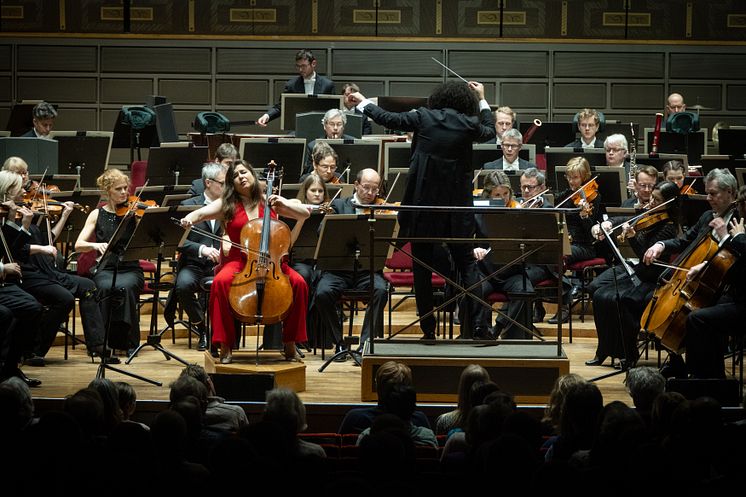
[95,208,140,270]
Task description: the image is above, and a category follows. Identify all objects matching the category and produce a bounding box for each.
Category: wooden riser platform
[360,339,570,404]
[204,349,306,393]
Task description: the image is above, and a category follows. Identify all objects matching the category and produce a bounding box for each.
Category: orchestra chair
[128,160,148,195]
[566,257,608,341]
[382,242,447,338]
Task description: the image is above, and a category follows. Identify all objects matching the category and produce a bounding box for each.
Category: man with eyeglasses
[188,142,238,196]
[303,109,357,173]
[163,162,227,351]
[483,128,534,171]
[314,168,388,357]
[256,49,336,127]
[566,108,604,149]
[300,141,345,184]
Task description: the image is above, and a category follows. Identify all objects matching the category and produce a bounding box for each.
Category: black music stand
[237,138,306,185]
[48,131,113,189]
[147,145,208,186]
[284,213,325,262]
[94,212,161,386]
[473,208,569,343]
[322,139,382,177]
[518,121,576,150]
[315,214,398,371]
[0,137,58,174]
[111,109,159,163]
[280,93,343,131]
[134,185,190,206]
[124,206,195,366]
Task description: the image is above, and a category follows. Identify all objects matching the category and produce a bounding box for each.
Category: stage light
[194,112,231,134]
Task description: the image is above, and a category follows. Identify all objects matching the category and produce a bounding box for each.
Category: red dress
[209,201,308,348]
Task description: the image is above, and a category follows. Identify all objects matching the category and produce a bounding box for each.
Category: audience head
[626,366,666,413]
[264,387,309,434]
[543,373,587,431]
[169,374,209,414]
[88,378,124,432]
[180,363,217,396]
[428,80,479,116]
[32,101,57,137]
[374,361,412,401]
[0,377,35,434]
[114,381,138,421]
[456,364,491,413]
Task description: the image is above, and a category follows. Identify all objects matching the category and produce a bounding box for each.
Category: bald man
[666,93,686,117]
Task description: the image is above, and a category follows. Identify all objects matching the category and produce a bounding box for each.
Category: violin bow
[555,175,599,208]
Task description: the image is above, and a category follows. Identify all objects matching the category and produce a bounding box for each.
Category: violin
[115,196,157,217]
[556,176,599,218]
[617,210,670,243]
[228,161,293,325]
[519,194,544,208]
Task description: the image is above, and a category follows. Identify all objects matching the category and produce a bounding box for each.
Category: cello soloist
[181,160,309,364]
[643,169,746,379]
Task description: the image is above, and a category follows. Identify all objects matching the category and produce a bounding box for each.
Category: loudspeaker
[666,378,741,407]
[209,373,274,401]
[146,95,168,107]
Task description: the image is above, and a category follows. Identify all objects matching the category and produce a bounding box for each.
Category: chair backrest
[129,160,148,195]
[384,242,413,271]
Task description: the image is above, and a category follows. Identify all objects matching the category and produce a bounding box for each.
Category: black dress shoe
[23,354,45,367]
[12,368,42,387]
[197,333,208,351]
[547,307,570,325]
[585,356,607,366]
[533,303,546,323]
[420,331,436,340]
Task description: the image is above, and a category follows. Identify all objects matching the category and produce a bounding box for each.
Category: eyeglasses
[521,184,540,191]
[502,143,520,150]
[359,185,379,194]
[317,164,337,171]
[209,179,224,186]
[605,148,625,153]
[637,183,655,191]
[295,63,311,69]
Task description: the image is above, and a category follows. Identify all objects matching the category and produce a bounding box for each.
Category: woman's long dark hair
[221,159,261,223]
[427,80,479,116]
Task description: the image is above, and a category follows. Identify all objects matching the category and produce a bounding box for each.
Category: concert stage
[204,349,306,395]
[361,339,570,404]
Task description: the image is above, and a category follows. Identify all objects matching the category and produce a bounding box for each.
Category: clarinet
[628,121,638,200]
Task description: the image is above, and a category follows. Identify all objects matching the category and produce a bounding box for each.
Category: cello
[640,206,739,353]
[229,161,293,324]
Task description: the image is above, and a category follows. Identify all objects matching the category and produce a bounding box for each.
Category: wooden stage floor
[25,299,642,407]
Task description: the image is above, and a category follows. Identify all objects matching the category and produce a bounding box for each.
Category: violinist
[518,167,550,208]
[0,170,43,387]
[75,169,146,356]
[348,80,496,340]
[558,157,603,264]
[481,170,519,207]
[587,181,680,368]
[163,162,226,352]
[299,142,345,185]
[314,168,388,354]
[180,160,309,364]
[643,169,746,379]
[663,160,686,190]
[3,156,33,192]
[0,159,112,367]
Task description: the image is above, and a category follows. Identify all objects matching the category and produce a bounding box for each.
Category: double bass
[640,206,738,352]
[229,161,293,324]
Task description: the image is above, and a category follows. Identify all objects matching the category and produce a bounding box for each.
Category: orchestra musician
[163,162,227,352]
[587,180,680,368]
[566,108,604,149]
[473,171,532,339]
[256,49,335,127]
[558,157,603,265]
[0,170,43,387]
[314,168,388,354]
[75,169,146,355]
[483,129,535,171]
[663,160,686,190]
[299,142,345,184]
[342,83,373,135]
[188,142,238,197]
[347,80,496,340]
[643,169,746,379]
[21,101,56,138]
[665,92,687,118]
[303,112,357,173]
[180,160,309,364]
[604,133,632,179]
[3,156,33,193]
[0,159,111,367]
[493,106,517,144]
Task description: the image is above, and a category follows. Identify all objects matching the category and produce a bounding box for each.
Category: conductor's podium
[204,349,306,394]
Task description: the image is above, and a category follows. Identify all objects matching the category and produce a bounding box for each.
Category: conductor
[346,81,496,339]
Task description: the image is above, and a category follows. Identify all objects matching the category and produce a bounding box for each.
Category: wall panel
[216,48,328,75]
[0,46,12,71]
[101,47,211,74]
[611,84,664,109]
[159,80,211,106]
[670,53,746,80]
[17,77,98,103]
[450,51,548,79]
[17,46,97,72]
[101,78,154,104]
[553,84,606,109]
[54,108,98,132]
[554,52,664,79]
[501,83,548,109]
[334,49,442,77]
[216,80,270,106]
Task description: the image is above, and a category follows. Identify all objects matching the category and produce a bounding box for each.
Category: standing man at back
[256,49,336,127]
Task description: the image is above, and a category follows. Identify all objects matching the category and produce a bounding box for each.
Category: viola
[640,206,738,352]
[115,196,157,217]
[228,161,293,325]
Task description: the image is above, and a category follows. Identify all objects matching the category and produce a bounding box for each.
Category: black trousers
[685,295,746,378]
[167,261,213,325]
[476,271,533,339]
[0,284,42,374]
[94,267,144,350]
